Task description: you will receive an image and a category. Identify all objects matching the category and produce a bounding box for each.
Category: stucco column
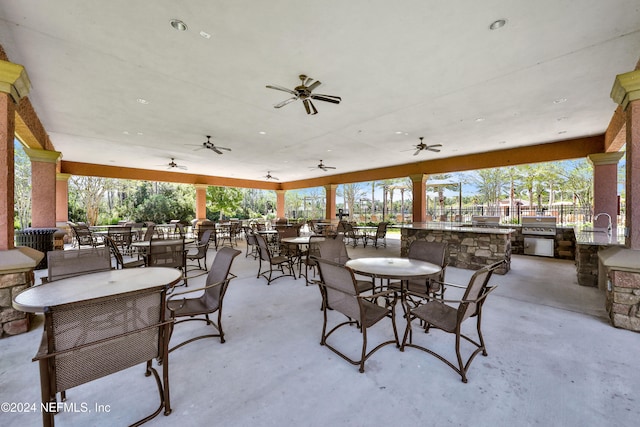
[324,184,337,221]
[0,59,31,250]
[275,189,286,219]
[55,173,71,225]
[0,92,15,250]
[611,69,640,249]
[409,174,427,223]
[24,148,60,228]
[588,152,624,231]
[194,184,208,219]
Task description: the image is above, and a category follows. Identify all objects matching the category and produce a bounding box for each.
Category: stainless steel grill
[522,216,556,257]
[471,216,501,227]
[521,216,557,236]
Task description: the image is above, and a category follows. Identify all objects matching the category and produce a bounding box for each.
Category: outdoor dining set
[12,218,502,427]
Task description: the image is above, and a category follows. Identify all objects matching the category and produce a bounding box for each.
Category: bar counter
[393,222,514,274]
[574,226,625,287]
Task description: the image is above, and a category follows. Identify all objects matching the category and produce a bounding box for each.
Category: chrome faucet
[594,212,612,235]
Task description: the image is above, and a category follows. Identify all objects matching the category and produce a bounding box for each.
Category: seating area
[4,230,639,426]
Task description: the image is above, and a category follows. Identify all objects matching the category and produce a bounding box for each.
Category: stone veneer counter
[393,223,514,274]
[574,227,625,287]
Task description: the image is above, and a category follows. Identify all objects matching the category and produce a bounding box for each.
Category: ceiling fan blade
[303,99,311,115]
[325,166,336,169]
[427,148,441,153]
[311,93,341,101]
[307,80,321,91]
[427,144,443,148]
[413,149,420,156]
[308,99,318,115]
[212,147,223,155]
[266,85,297,96]
[311,94,341,104]
[217,146,231,151]
[274,96,298,108]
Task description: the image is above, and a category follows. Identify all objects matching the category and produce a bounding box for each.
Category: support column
[55,173,71,225]
[194,184,208,219]
[23,148,60,228]
[275,190,286,219]
[0,92,15,250]
[324,184,337,221]
[1,59,31,250]
[611,69,640,249]
[588,152,624,231]
[409,174,427,223]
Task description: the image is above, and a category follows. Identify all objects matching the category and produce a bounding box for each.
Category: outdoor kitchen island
[394,222,514,274]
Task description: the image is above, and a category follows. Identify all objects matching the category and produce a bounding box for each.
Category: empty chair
[343,222,367,248]
[34,279,172,426]
[107,225,133,254]
[314,258,399,373]
[368,222,389,248]
[167,247,241,352]
[104,235,145,269]
[196,222,218,251]
[45,247,112,283]
[68,222,97,248]
[301,235,324,285]
[255,233,295,285]
[243,226,259,259]
[147,238,187,286]
[389,240,448,302]
[186,229,213,271]
[401,261,503,383]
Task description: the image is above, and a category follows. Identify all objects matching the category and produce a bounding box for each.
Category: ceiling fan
[408,137,442,156]
[263,171,279,181]
[161,158,187,170]
[266,74,341,115]
[310,160,336,172]
[188,135,231,155]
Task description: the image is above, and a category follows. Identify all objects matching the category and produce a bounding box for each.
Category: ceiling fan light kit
[266,74,341,115]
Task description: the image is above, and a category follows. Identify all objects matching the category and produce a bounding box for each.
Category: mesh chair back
[255,233,272,262]
[104,235,125,267]
[408,240,447,281]
[316,238,350,265]
[147,239,184,269]
[46,288,165,391]
[201,247,241,307]
[459,263,497,323]
[376,222,388,238]
[315,258,360,319]
[143,224,155,241]
[108,225,132,247]
[47,247,112,282]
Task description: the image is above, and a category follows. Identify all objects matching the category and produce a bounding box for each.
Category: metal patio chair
[167,247,241,352]
[104,235,145,269]
[255,233,295,285]
[186,229,213,272]
[314,258,399,373]
[401,261,503,383]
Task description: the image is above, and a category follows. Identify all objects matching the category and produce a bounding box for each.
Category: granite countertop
[574,226,626,246]
[391,222,515,235]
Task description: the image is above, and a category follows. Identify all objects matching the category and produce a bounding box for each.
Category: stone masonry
[0,269,34,337]
[607,270,640,332]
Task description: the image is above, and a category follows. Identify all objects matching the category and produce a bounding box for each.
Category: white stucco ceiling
[1,0,638,182]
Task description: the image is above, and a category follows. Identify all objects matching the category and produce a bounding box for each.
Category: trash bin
[15,228,59,269]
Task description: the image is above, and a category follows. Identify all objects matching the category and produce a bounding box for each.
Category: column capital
[23,147,61,163]
[194,183,209,190]
[0,60,31,103]
[588,152,625,166]
[56,173,72,181]
[324,184,338,191]
[611,69,640,111]
[409,173,427,184]
[275,189,286,195]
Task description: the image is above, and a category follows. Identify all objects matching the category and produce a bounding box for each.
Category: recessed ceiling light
[553,98,567,104]
[137,132,143,136]
[123,131,130,135]
[327,149,332,152]
[395,131,404,135]
[170,19,188,31]
[489,19,506,30]
[258,131,266,135]
[199,31,211,39]
[136,98,149,105]
[475,118,485,122]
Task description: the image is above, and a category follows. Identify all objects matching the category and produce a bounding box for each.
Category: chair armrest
[359,289,397,300]
[167,280,225,300]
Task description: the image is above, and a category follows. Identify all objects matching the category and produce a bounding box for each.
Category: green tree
[14,141,31,229]
[69,176,113,225]
[207,186,243,220]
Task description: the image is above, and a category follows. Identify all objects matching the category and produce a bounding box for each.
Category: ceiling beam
[62,135,604,191]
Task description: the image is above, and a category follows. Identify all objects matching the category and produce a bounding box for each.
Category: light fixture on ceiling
[199,31,211,39]
[489,19,506,30]
[136,98,149,105]
[170,19,188,31]
[258,131,266,135]
[553,98,567,104]
[475,117,485,122]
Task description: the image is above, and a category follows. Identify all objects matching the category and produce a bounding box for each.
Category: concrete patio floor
[1,234,638,426]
